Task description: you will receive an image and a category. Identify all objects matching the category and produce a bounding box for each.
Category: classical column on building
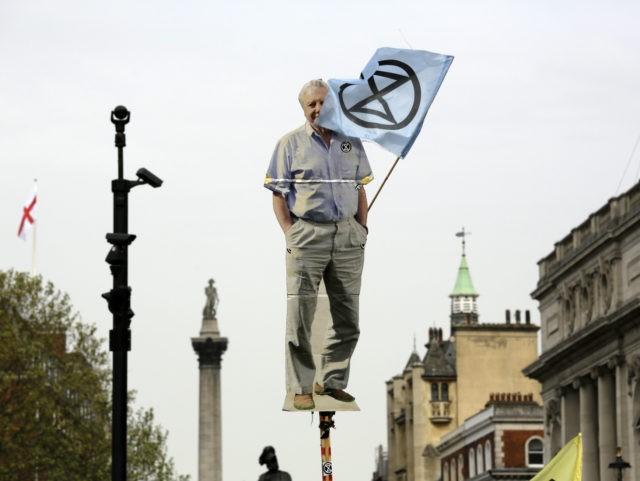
[545,395,562,459]
[579,375,598,481]
[597,363,617,481]
[192,279,228,481]
[562,384,580,444]
[623,356,639,479]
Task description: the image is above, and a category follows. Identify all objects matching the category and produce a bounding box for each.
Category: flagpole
[31,178,38,276]
[31,220,37,276]
[368,155,401,212]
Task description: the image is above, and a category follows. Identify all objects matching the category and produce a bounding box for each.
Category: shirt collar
[304,122,314,136]
[304,122,333,140]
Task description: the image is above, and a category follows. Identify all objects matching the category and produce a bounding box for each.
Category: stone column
[579,376,598,481]
[545,394,562,460]
[619,359,638,481]
[192,279,228,481]
[597,365,616,481]
[562,385,580,444]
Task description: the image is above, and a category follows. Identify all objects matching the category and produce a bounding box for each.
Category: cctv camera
[112,106,129,120]
[111,106,130,126]
[136,168,163,188]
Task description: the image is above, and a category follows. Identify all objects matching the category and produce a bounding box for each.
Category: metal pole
[319,411,335,481]
[105,106,134,481]
[104,105,162,481]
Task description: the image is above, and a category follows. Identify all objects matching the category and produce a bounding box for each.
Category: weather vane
[455,227,471,256]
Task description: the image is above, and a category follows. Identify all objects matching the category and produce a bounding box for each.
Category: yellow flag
[530,433,582,481]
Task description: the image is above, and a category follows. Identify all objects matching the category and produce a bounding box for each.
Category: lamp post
[104,106,163,481]
[608,447,631,481]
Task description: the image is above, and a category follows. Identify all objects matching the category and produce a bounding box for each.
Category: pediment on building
[422,443,440,458]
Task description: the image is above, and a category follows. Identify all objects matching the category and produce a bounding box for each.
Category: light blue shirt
[265,123,373,222]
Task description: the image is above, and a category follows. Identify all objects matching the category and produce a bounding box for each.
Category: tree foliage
[128,405,191,481]
[0,270,189,481]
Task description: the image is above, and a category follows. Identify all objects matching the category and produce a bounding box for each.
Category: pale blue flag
[318,47,453,158]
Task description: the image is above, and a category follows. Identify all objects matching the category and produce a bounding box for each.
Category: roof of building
[450,254,478,297]
[404,350,421,370]
[422,337,456,378]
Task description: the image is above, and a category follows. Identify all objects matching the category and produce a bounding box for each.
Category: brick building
[437,393,543,481]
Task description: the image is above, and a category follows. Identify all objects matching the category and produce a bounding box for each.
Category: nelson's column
[192,279,228,481]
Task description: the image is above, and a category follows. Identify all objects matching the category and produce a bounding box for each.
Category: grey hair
[298,79,328,104]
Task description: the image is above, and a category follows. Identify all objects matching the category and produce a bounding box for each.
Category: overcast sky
[2,1,640,480]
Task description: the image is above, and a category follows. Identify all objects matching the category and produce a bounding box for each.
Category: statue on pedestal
[203,278,219,319]
[258,446,292,481]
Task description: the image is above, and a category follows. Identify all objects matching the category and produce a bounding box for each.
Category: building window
[458,454,464,481]
[527,437,544,466]
[476,444,484,473]
[468,448,476,478]
[484,440,492,470]
[443,462,449,481]
[430,382,449,402]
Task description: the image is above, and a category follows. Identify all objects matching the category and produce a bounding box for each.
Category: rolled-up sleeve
[264,138,292,196]
[355,139,373,185]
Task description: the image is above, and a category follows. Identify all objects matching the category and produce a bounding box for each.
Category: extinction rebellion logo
[340,140,352,153]
[338,59,421,130]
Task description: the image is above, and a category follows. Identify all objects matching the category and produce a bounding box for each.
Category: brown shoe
[293,393,315,410]
[314,383,355,402]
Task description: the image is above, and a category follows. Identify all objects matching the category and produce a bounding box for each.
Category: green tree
[0,270,189,481]
[128,404,190,481]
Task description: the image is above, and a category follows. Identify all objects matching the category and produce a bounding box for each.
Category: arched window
[443,462,450,481]
[458,454,464,481]
[451,458,457,481]
[442,383,449,401]
[484,440,492,470]
[431,383,439,401]
[468,448,476,478]
[526,437,544,466]
[476,443,484,473]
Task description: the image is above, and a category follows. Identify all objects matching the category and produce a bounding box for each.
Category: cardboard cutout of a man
[264,79,372,410]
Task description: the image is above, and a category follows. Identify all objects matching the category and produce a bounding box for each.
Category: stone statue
[258,446,292,481]
[203,279,219,319]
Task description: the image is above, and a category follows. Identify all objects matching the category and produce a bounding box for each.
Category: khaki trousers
[285,217,367,394]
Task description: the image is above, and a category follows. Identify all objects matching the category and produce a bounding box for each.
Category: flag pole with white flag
[17,180,38,275]
[318,47,453,211]
[530,433,583,481]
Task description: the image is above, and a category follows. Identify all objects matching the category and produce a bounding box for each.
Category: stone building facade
[382,245,541,481]
[524,182,640,481]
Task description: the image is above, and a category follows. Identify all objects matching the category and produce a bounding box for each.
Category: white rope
[266,178,359,184]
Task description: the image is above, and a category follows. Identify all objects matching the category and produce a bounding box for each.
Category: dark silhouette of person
[258,446,292,481]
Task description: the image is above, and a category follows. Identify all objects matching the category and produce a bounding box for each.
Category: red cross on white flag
[18,182,37,241]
